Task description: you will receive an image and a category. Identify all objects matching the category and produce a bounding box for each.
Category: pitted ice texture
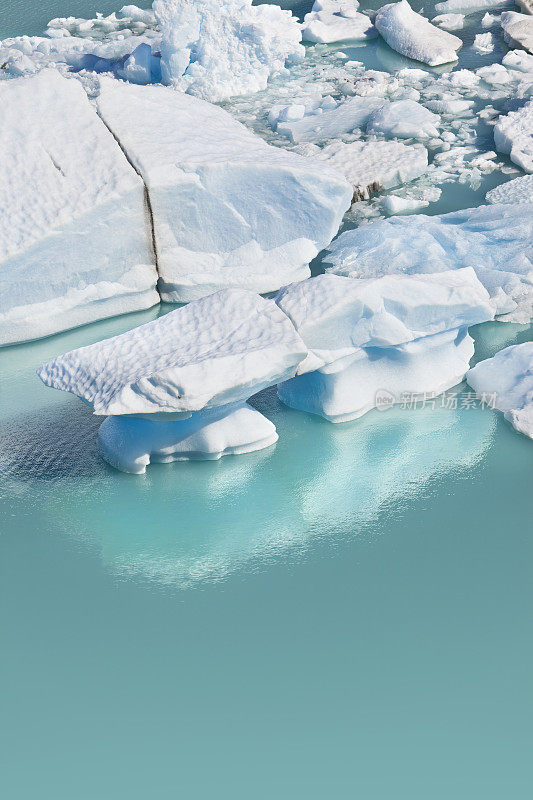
[38,289,308,415]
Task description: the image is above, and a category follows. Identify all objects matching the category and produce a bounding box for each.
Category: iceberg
[299,140,428,201]
[0,70,158,347]
[301,1,378,44]
[153,0,304,102]
[486,174,533,204]
[96,79,352,302]
[275,269,494,422]
[38,289,308,472]
[494,100,533,173]
[375,1,462,67]
[366,99,440,139]
[467,342,533,439]
[500,12,533,55]
[325,204,533,322]
[434,0,513,14]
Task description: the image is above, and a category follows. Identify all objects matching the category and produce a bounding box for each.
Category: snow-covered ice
[96,79,351,302]
[500,11,533,55]
[432,13,465,30]
[494,100,533,173]
[467,342,533,439]
[486,174,533,203]
[275,269,494,421]
[301,139,428,200]
[325,204,533,322]
[153,0,304,102]
[366,99,440,138]
[0,70,157,347]
[301,1,377,44]
[98,402,279,473]
[38,289,307,415]
[375,1,462,67]
[473,33,495,54]
[434,0,513,14]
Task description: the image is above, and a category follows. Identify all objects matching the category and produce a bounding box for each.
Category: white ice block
[375,1,462,66]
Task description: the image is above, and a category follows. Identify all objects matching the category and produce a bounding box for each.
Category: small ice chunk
[325,203,533,322]
[494,100,533,173]
[432,13,465,29]
[486,174,533,204]
[380,194,430,213]
[502,49,533,73]
[473,32,495,53]
[467,342,533,439]
[0,70,157,347]
[97,80,352,301]
[500,11,533,55]
[116,42,152,84]
[366,99,440,139]
[481,12,500,27]
[375,1,462,67]
[37,289,308,415]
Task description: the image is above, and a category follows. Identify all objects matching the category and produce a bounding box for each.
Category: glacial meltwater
[1,1,532,798]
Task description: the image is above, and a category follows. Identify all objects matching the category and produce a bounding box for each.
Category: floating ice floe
[296,140,428,200]
[432,13,465,30]
[500,11,533,55]
[494,100,533,172]
[301,0,377,44]
[467,342,533,439]
[486,174,533,203]
[0,70,157,347]
[434,0,513,14]
[37,289,308,472]
[96,79,351,302]
[275,269,494,422]
[366,99,440,138]
[153,0,304,102]
[325,204,533,322]
[271,95,385,143]
[375,1,462,67]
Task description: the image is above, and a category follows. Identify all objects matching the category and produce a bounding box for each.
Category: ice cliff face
[0,69,158,346]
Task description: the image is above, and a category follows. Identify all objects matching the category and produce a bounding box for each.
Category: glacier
[325,204,533,322]
[38,289,308,472]
[275,269,494,422]
[467,342,533,439]
[96,79,352,302]
[0,69,158,346]
[375,1,462,67]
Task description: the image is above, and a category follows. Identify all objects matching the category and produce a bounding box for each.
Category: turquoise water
[1,2,533,798]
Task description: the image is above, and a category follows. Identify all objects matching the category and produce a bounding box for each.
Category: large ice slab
[98,403,278,474]
[494,100,533,173]
[467,342,533,439]
[302,140,428,200]
[275,269,493,374]
[96,80,352,301]
[0,70,157,347]
[275,270,493,421]
[500,12,533,56]
[434,0,513,14]
[325,204,533,322]
[37,289,307,415]
[153,0,304,102]
[375,1,462,67]
[486,174,533,204]
[301,1,377,43]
